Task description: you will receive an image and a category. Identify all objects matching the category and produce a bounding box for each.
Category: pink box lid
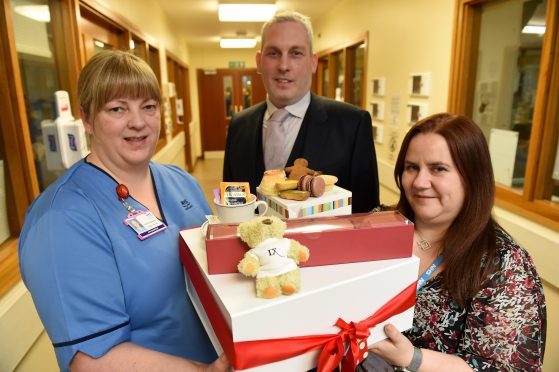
[206,211,411,240]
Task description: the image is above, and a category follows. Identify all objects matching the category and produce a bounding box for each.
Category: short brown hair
[394,113,497,306]
[78,50,161,121]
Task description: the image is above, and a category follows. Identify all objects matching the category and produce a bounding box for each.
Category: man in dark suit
[223,11,379,213]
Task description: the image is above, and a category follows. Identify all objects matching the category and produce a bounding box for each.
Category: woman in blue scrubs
[18,50,228,371]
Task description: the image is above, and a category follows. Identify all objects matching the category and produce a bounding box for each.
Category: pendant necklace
[415,231,433,251]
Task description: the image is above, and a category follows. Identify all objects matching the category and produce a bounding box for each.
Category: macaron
[296,175,325,197]
[309,176,325,197]
[297,175,311,191]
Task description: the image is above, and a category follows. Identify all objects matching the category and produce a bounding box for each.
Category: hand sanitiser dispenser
[41,91,89,170]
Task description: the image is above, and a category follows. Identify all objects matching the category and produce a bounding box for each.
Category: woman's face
[83,97,160,170]
[402,133,465,230]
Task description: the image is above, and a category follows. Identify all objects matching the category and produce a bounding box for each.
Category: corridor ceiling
[159,0,340,48]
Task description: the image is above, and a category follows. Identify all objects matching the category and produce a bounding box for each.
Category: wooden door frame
[0,0,84,297]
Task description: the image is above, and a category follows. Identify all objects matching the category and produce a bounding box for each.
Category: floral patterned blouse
[405,226,547,371]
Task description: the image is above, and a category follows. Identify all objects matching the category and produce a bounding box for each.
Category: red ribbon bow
[318,318,372,371]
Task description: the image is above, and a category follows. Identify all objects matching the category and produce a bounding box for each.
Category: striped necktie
[264,108,290,170]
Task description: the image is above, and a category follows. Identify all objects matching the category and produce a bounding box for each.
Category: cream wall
[314,0,453,162]
[313,0,557,369]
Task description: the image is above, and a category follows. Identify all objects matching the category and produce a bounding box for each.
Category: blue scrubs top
[18,160,216,370]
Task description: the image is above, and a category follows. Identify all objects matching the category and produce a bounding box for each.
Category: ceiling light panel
[218,3,276,22]
[14,5,51,23]
[220,38,258,48]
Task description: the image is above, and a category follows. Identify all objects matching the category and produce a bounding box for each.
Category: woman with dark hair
[365,113,546,371]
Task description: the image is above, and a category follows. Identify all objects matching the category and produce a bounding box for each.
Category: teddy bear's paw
[297,249,310,262]
[261,286,281,299]
[256,278,281,299]
[281,283,298,295]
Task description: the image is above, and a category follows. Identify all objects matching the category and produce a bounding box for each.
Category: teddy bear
[284,158,321,181]
[237,216,310,299]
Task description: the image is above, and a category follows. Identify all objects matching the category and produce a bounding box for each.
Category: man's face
[256,21,318,107]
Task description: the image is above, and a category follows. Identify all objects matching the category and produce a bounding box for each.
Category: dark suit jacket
[223,93,380,213]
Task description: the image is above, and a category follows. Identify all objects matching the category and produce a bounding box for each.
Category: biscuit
[276,179,298,191]
[318,175,338,192]
[279,190,310,201]
[259,169,286,196]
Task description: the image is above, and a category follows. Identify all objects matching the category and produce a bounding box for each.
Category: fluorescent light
[218,4,276,22]
[94,40,106,48]
[14,5,50,23]
[220,38,257,48]
[522,25,546,35]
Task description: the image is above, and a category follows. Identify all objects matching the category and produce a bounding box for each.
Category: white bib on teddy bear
[248,237,297,278]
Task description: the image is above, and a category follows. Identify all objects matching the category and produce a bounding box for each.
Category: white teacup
[214,194,268,223]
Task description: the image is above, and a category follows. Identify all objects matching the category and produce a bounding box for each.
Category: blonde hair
[261,11,314,53]
[78,50,161,121]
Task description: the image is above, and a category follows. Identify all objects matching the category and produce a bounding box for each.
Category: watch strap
[406,347,423,372]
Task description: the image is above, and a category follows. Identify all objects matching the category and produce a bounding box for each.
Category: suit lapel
[287,93,329,167]
[249,103,267,181]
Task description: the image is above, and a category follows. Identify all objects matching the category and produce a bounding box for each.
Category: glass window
[314,34,368,108]
[320,57,329,97]
[551,132,559,203]
[335,51,344,101]
[12,0,64,191]
[223,76,233,118]
[131,37,147,60]
[0,157,10,245]
[471,0,545,192]
[241,75,253,109]
[348,42,365,107]
[450,0,559,227]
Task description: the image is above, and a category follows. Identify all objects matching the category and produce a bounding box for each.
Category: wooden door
[78,6,126,62]
[198,68,265,153]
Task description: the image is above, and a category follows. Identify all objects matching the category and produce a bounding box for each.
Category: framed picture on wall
[370,101,385,121]
[407,102,429,124]
[371,77,386,97]
[372,124,384,144]
[409,72,431,97]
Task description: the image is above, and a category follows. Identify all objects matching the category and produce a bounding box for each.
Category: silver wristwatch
[406,347,423,372]
[393,347,423,372]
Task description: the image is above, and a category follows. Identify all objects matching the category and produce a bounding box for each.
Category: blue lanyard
[416,255,443,292]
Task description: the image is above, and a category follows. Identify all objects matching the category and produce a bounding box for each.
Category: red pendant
[116,184,129,199]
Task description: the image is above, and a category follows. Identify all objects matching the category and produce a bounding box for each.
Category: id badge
[125,211,167,240]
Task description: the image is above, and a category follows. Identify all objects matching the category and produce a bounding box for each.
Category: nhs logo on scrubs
[181,199,192,211]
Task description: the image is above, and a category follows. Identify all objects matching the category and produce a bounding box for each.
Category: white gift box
[257,185,352,219]
[180,228,419,371]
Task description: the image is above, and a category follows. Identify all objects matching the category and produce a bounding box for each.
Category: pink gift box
[204,211,414,274]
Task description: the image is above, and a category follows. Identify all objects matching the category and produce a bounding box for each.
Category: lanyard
[416,255,443,292]
[116,184,136,212]
[116,183,167,240]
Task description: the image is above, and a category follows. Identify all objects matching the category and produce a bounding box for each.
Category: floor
[190,157,223,214]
